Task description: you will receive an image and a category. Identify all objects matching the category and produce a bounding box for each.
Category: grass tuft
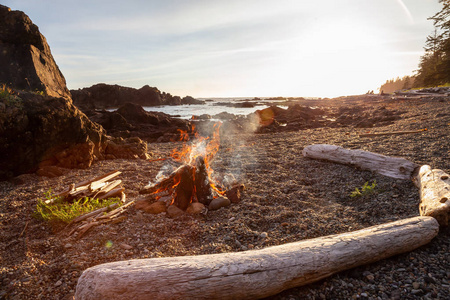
[350,180,377,198]
[34,189,122,223]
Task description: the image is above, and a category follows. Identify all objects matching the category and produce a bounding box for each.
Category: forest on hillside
[380,0,450,93]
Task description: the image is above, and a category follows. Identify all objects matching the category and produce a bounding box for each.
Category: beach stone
[225,184,245,203]
[186,202,205,215]
[412,282,420,289]
[208,197,231,211]
[36,166,68,178]
[260,232,268,239]
[135,200,166,214]
[166,205,184,218]
[119,243,133,250]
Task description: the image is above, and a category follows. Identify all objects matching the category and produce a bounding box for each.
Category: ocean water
[142,98,288,120]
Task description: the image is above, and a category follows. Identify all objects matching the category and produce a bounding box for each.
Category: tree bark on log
[413,165,450,226]
[75,216,438,300]
[302,144,418,180]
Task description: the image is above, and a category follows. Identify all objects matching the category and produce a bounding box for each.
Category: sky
[2,0,443,98]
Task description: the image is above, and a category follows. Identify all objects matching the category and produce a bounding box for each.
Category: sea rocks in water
[87,102,192,142]
[181,96,204,105]
[213,112,237,120]
[208,197,231,211]
[0,5,70,99]
[192,114,212,120]
[71,84,203,110]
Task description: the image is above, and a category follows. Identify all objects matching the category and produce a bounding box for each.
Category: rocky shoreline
[1,4,449,299]
[1,95,449,299]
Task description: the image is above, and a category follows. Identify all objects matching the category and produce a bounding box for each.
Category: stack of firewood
[46,170,133,238]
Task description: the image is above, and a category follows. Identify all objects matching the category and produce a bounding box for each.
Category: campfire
[139,123,244,214]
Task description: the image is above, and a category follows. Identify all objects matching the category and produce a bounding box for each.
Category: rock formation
[71,83,204,110]
[0,5,151,180]
[89,103,191,142]
[0,89,106,179]
[0,5,70,99]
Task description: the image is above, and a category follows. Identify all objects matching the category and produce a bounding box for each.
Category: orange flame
[152,122,225,204]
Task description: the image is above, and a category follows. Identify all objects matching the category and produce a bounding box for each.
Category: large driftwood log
[302,144,418,180]
[413,165,450,226]
[75,216,438,300]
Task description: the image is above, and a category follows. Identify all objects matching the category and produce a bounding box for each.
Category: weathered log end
[414,165,450,226]
[302,144,418,180]
[75,216,439,300]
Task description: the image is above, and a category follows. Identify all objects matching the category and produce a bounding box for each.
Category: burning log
[173,165,195,210]
[139,166,185,195]
[413,165,450,226]
[75,216,439,300]
[302,144,418,180]
[194,156,214,206]
[139,155,222,211]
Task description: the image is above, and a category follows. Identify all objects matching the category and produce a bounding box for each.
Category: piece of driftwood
[53,170,122,201]
[75,216,438,300]
[97,187,125,201]
[91,179,122,199]
[359,129,427,137]
[139,166,186,195]
[413,165,450,226]
[302,144,418,180]
[71,203,120,224]
[66,188,130,238]
[98,199,135,220]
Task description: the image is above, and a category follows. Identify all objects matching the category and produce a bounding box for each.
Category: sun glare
[245,21,393,98]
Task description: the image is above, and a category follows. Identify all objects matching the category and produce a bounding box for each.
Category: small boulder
[186,202,206,215]
[208,197,231,211]
[36,165,68,178]
[167,205,184,218]
[225,184,245,203]
[135,200,166,214]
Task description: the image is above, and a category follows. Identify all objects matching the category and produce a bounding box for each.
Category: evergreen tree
[415,0,450,86]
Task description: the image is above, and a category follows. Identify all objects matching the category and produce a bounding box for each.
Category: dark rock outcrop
[0,5,70,99]
[88,103,192,142]
[71,84,204,110]
[333,105,405,128]
[255,105,329,132]
[0,90,107,180]
[0,6,111,180]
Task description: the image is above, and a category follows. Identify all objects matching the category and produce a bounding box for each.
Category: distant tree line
[380,0,450,93]
[379,76,415,93]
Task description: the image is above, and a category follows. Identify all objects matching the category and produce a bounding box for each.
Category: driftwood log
[413,165,450,226]
[302,144,418,180]
[75,216,438,300]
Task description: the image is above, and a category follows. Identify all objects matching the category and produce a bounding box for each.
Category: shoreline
[1,94,449,299]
